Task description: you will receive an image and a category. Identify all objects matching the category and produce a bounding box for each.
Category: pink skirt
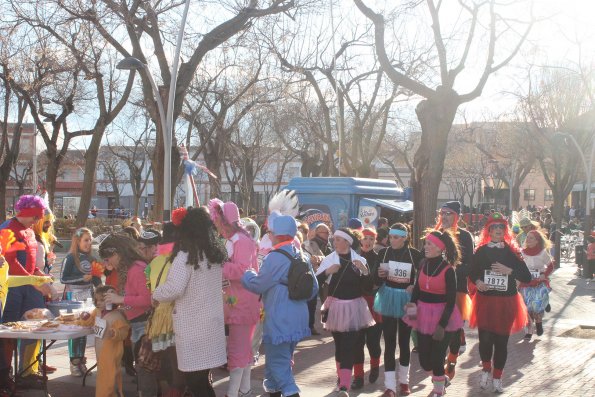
[322,296,376,332]
[403,301,463,335]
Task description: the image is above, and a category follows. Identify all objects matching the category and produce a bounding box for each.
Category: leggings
[417,332,453,376]
[354,322,382,365]
[478,330,510,370]
[382,316,411,371]
[448,328,462,355]
[332,330,361,369]
[68,337,87,359]
[307,296,317,329]
[184,369,215,397]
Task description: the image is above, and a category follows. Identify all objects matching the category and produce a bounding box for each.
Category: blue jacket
[242,243,318,345]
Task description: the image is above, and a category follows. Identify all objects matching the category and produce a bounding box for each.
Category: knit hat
[441,201,461,215]
[271,215,297,237]
[348,217,364,231]
[485,212,508,229]
[15,195,47,219]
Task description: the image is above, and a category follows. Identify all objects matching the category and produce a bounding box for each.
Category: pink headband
[425,234,446,251]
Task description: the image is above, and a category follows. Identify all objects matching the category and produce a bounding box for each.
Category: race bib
[530,271,540,279]
[484,270,508,291]
[387,261,412,283]
[94,317,107,339]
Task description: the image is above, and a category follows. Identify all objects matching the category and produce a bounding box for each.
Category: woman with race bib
[469,213,531,393]
[373,224,423,397]
[519,229,554,340]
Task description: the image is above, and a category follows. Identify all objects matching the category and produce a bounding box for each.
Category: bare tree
[354,0,533,241]
[522,65,592,266]
[51,0,299,220]
[97,151,127,210]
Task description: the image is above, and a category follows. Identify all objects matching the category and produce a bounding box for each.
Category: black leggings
[382,316,411,371]
[448,328,462,355]
[354,323,382,364]
[332,330,362,369]
[307,296,317,329]
[417,332,453,376]
[184,369,215,397]
[478,330,510,370]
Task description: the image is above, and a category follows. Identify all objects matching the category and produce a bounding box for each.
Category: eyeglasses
[489,224,506,230]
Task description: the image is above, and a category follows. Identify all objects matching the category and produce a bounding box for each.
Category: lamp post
[116,0,191,222]
[555,131,595,240]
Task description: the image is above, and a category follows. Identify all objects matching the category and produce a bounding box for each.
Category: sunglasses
[439,211,455,216]
[489,224,506,230]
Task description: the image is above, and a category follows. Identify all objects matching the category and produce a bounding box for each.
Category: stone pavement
[18,260,595,396]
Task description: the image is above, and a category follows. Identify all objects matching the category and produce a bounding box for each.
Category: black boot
[269,393,282,397]
[286,394,300,397]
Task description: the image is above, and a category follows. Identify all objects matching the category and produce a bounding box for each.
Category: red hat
[484,212,508,229]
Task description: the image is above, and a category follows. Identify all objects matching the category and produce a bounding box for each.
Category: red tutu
[469,293,528,335]
[363,294,382,324]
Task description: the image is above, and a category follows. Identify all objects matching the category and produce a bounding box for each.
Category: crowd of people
[0,192,577,397]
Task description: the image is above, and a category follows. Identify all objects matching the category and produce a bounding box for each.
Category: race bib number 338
[484,270,508,291]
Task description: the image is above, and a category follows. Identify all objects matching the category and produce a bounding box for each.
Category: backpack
[273,249,315,301]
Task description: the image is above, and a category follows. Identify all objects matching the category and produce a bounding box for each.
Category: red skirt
[363,294,382,324]
[469,293,528,336]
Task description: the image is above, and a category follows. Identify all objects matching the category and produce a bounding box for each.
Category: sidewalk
[20,261,595,396]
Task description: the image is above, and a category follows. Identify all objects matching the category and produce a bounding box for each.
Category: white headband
[333,230,353,245]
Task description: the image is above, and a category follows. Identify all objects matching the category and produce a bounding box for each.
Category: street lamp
[555,131,595,239]
[116,0,191,222]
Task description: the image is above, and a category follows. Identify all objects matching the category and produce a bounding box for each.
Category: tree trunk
[75,128,105,227]
[511,181,522,211]
[0,184,7,223]
[44,147,59,209]
[552,191,565,269]
[411,90,459,246]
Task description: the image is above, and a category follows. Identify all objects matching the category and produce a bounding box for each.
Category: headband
[362,228,377,237]
[333,230,353,245]
[425,234,446,251]
[17,207,44,219]
[389,228,408,237]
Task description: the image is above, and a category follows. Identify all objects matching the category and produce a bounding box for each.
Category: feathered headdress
[268,190,299,218]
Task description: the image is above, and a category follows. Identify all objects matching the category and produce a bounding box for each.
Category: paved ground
[17,259,595,396]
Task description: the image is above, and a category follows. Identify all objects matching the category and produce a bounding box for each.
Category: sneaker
[524,333,532,341]
[41,364,57,374]
[239,390,253,397]
[337,387,349,397]
[536,322,544,336]
[399,383,411,395]
[350,376,364,390]
[70,362,83,377]
[493,378,504,393]
[381,390,396,397]
[545,304,551,312]
[369,366,379,383]
[16,373,46,390]
[445,361,456,379]
[479,370,491,389]
[444,375,451,388]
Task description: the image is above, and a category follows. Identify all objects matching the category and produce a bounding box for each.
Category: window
[544,189,553,201]
[524,189,535,201]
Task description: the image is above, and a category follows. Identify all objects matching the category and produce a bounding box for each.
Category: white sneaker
[493,378,504,393]
[479,370,491,389]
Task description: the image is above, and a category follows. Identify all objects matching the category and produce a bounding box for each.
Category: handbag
[137,334,161,372]
[320,258,350,323]
[137,262,168,372]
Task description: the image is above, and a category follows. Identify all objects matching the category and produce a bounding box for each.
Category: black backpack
[274,249,315,301]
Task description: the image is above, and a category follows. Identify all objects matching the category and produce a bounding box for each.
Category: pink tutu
[322,296,376,332]
[403,301,463,335]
